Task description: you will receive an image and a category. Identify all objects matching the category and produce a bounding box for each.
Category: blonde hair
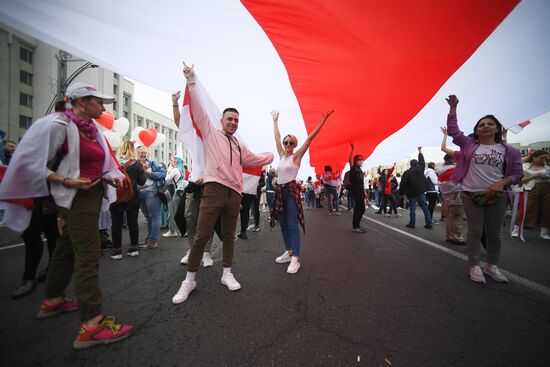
[118,140,137,159]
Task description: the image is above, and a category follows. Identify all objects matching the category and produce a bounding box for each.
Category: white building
[0,23,188,165]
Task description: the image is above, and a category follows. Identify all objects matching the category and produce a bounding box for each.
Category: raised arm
[348,142,354,168]
[172,90,181,127]
[183,62,212,137]
[445,95,469,148]
[294,110,334,164]
[387,162,396,178]
[418,147,426,171]
[440,127,456,156]
[270,110,284,157]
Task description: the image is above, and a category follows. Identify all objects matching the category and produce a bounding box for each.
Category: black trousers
[426,192,438,218]
[21,207,59,280]
[381,194,397,214]
[174,192,187,236]
[240,193,258,233]
[352,192,366,228]
[110,203,140,249]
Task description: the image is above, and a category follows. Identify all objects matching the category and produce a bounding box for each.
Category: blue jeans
[326,185,339,212]
[277,188,301,257]
[408,194,432,226]
[306,190,315,207]
[140,190,162,241]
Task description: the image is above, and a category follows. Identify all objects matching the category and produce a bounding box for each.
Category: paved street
[1,204,549,366]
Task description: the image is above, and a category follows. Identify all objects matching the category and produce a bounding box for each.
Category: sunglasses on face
[283,141,294,146]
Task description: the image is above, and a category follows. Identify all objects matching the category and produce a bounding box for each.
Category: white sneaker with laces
[511,225,520,238]
[275,251,291,264]
[180,250,190,265]
[247,224,256,231]
[540,228,550,240]
[221,273,241,291]
[469,265,486,284]
[287,257,301,274]
[202,252,214,267]
[162,230,178,238]
[253,226,261,232]
[483,265,509,283]
[172,280,196,304]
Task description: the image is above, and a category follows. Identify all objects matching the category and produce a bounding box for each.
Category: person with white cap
[0,82,133,349]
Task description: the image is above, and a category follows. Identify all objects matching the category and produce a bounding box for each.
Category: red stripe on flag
[184,86,203,140]
[519,120,531,128]
[242,166,263,176]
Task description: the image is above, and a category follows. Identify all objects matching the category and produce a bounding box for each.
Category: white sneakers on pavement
[172,280,196,304]
[180,250,190,265]
[469,265,486,284]
[162,230,179,238]
[483,264,509,283]
[275,251,291,264]
[511,224,520,238]
[221,273,241,291]
[202,252,214,267]
[287,256,300,274]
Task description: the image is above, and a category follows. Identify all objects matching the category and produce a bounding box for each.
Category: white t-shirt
[461,144,505,192]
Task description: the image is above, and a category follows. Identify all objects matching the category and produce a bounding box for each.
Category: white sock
[185,272,196,282]
[223,267,232,276]
[513,224,519,231]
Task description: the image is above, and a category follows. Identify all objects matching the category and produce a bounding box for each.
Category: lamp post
[46,51,98,113]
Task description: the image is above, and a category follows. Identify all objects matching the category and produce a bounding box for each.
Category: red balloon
[96,111,114,130]
[139,128,158,147]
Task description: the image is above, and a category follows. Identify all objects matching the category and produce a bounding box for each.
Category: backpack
[115,159,136,204]
[343,171,352,190]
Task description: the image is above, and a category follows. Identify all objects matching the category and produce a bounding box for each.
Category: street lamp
[45,51,99,113]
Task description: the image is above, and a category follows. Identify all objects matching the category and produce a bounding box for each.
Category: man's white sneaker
[221,273,241,291]
[469,265,486,284]
[247,224,256,231]
[483,265,509,283]
[511,224,520,238]
[275,251,291,264]
[202,252,214,267]
[287,257,300,274]
[180,251,190,265]
[162,230,178,238]
[252,226,261,232]
[540,228,550,240]
[172,280,196,304]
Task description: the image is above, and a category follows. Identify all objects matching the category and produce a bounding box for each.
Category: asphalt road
[1,204,549,367]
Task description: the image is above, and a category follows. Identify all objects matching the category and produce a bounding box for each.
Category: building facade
[0,23,187,165]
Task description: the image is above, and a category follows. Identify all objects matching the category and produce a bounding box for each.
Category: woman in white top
[270,109,333,274]
[513,150,550,239]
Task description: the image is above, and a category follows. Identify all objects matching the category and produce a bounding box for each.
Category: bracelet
[62,177,71,188]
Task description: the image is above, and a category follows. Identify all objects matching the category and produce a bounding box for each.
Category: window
[161,151,164,161]
[123,111,128,118]
[20,47,33,63]
[113,84,118,94]
[168,142,172,151]
[168,130,173,140]
[114,73,119,79]
[20,70,33,85]
[113,101,118,111]
[20,93,32,107]
[123,94,130,107]
[161,127,165,134]
[19,115,32,128]
[146,120,151,128]
[154,123,160,131]
[136,116,144,127]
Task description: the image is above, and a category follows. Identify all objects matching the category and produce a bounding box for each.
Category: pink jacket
[189,84,273,194]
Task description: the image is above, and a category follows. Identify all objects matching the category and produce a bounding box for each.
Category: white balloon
[113,117,130,136]
[103,130,122,148]
[151,132,166,147]
[131,127,145,145]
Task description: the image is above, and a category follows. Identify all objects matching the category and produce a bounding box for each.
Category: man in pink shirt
[172,63,274,304]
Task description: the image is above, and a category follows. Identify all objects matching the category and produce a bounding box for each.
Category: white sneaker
[483,265,509,283]
[180,250,190,265]
[247,224,256,231]
[394,213,402,217]
[469,265,486,284]
[275,251,291,264]
[162,230,178,238]
[221,273,241,291]
[511,225,519,238]
[252,226,261,232]
[202,252,214,267]
[287,257,301,274]
[540,228,550,240]
[172,280,196,304]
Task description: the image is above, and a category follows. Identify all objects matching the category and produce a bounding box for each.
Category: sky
[132,79,550,179]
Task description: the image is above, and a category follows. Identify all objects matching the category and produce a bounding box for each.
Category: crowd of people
[0,63,548,351]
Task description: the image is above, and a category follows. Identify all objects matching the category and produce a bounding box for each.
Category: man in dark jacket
[399,147,433,229]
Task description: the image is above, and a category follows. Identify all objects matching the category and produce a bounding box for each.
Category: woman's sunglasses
[283,141,294,146]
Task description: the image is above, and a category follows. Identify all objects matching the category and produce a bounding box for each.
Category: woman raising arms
[270,109,333,274]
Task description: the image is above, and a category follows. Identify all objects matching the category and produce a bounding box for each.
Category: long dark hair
[54,96,93,112]
[472,115,503,143]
